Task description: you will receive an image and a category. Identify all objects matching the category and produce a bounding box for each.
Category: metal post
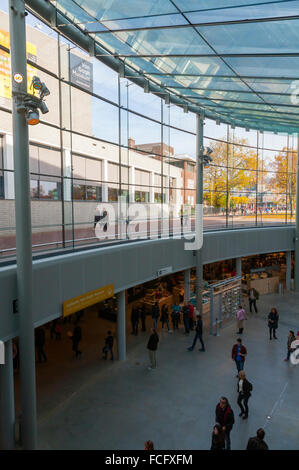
[184,268,190,302]
[117,290,126,361]
[295,134,299,292]
[236,257,242,277]
[0,340,15,449]
[286,251,292,292]
[196,114,204,315]
[8,0,37,449]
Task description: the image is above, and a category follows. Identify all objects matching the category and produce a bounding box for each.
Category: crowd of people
[12,284,297,451]
[143,292,297,450]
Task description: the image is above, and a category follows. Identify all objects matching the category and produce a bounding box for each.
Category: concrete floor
[34,293,299,450]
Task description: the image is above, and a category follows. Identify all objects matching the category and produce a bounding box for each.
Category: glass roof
[28,0,299,133]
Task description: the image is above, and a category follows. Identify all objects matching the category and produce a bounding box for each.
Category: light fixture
[246,128,250,132]
[165,94,170,105]
[144,80,150,93]
[183,104,188,113]
[216,120,220,126]
[26,109,39,126]
[231,124,235,130]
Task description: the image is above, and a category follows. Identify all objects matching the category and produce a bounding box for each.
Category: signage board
[63,284,114,317]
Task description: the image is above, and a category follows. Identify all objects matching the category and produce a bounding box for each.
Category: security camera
[39,101,49,114]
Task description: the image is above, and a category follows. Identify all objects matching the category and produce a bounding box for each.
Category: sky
[1,3,295,164]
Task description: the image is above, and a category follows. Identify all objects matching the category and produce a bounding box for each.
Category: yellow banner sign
[63,284,114,317]
[0,28,38,99]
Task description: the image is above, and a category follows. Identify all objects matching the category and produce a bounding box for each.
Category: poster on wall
[69,52,93,93]
[0,28,38,99]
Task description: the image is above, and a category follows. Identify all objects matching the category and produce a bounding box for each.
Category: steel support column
[236,257,242,277]
[9,0,37,449]
[0,340,15,450]
[295,134,299,291]
[117,290,126,361]
[196,114,204,314]
[286,251,292,292]
[184,268,190,302]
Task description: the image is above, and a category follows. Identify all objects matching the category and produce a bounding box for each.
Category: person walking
[147,328,159,370]
[246,429,269,450]
[71,325,82,359]
[138,305,146,332]
[237,370,252,420]
[144,440,154,450]
[268,307,279,340]
[232,338,247,376]
[248,287,259,313]
[182,302,190,335]
[160,304,171,332]
[188,302,195,330]
[210,423,225,451]
[285,330,296,361]
[171,303,180,330]
[215,397,235,450]
[54,320,62,340]
[188,313,205,351]
[102,330,114,360]
[35,327,47,363]
[236,305,246,334]
[151,302,160,329]
[131,307,139,336]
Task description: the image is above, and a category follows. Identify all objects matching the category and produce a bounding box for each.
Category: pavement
[26,292,299,450]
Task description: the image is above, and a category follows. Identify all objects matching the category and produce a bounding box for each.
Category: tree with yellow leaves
[203,136,257,211]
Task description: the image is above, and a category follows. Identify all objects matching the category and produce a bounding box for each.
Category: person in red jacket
[188,302,195,330]
[232,338,247,377]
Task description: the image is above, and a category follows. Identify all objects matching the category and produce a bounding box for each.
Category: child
[103,330,114,360]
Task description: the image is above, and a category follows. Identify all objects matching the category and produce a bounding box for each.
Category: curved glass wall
[0,3,296,258]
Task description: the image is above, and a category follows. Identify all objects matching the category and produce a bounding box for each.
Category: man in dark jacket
[246,428,269,450]
[131,307,139,336]
[215,397,235,450]
[138,305,146,332]
[182,303,190,334]
[35,327,47,363]
[151,302,160,329]
[102,330,114,360]
[188,313,205,352]
[247,287,259,313]
[232,338,247,376]
[147,328,159,370]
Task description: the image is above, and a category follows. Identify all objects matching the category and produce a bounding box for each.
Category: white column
[0,340,15,449]
[129,166,135,203]
[164,175,170,204]
[3,134,15,200]
[286,251,292,291]
[236,257,242,277]
[102,159,108,202]
[63,148,72,201]
[184,268,190,302]
[150,171,155,204]
[117,290,126,361]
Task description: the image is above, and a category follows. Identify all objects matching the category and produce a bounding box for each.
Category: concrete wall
[0,225,294,341]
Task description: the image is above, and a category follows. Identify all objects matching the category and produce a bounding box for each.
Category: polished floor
[34,292,299,450]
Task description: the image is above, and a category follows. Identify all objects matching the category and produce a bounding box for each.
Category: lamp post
[295,133,299,291]
[9,0,50,449]
[195,114,213,314]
